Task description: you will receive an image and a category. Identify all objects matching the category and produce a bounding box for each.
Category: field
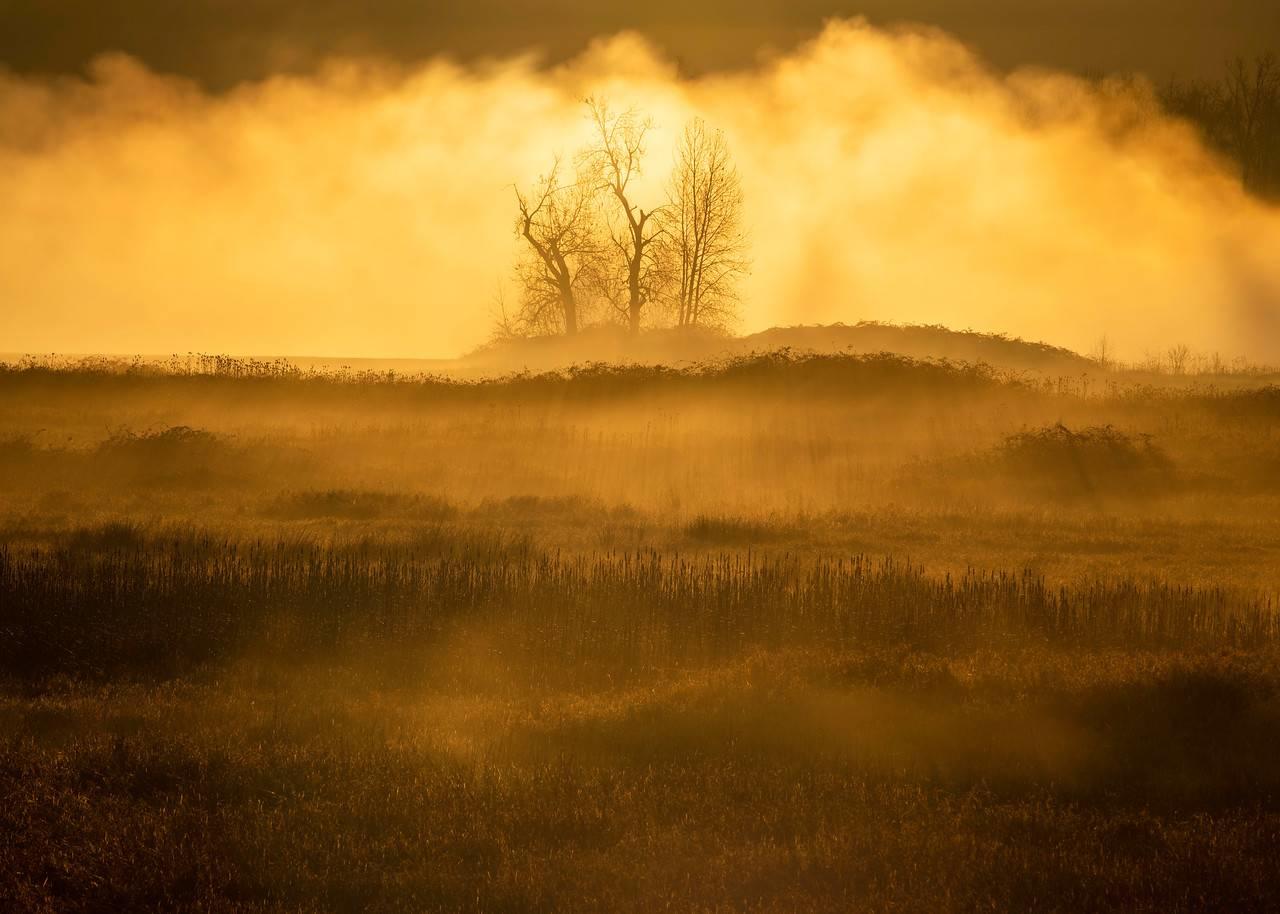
[3,344,1280,911]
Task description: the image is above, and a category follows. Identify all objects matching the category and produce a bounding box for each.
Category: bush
[995,424,1173,495]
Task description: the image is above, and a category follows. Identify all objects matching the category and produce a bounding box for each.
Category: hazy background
[2,12,1279,360]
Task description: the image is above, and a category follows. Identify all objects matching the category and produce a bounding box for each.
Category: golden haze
[1,19,1278,359]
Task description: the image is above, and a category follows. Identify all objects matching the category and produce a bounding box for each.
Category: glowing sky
[2,13,1278,359]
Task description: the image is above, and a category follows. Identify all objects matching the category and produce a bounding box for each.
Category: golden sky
[2,19,1279,360]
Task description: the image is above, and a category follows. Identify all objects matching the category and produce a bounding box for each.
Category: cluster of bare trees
[509,101,748,337]
[1163,53,1280,198]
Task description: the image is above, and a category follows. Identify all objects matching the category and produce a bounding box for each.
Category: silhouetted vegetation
[1164,53,1280,199]
[4,524,1280,911]
[6,344,1280,911]
[511,101,748,338]
[11,528,1277,681]
[993,424,1174,495]
[263,489,457,521]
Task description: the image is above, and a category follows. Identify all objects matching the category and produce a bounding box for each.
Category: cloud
[1,21,1277,360]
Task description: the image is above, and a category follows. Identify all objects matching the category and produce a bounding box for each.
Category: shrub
[995,424,1173,495]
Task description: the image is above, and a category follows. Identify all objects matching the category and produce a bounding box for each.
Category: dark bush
[995,424,1174,495]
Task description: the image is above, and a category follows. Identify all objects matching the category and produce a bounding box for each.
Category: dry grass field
[3,345,1280,911]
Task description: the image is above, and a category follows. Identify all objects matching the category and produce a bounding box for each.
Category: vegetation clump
[264,489,456,521]
[97,425,226,459]
[683,514,794,544]
[995,423,1174,495]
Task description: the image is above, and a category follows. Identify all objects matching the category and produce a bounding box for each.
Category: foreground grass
[4,647,1280,912]
[3,529,1280,911]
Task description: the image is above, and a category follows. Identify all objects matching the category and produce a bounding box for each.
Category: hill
[455,321,1095,377]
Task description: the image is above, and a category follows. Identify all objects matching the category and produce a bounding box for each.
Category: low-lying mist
[2,20,1278,361]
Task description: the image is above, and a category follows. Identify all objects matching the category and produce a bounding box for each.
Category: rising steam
[1,20,1277,360]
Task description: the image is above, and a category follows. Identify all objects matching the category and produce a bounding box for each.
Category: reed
[4,530,1274,680]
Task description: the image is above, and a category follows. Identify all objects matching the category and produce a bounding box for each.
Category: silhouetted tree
[1167,343,1192,376]
[506,109,751,340]
[1164,53,1280,198]
[661,119,749,329]
[581,99,665,335]
[1090,334,1114,370]
[1221,54,1280,195]
[513,158,599,335]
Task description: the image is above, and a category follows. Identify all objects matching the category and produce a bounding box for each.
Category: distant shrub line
[4,351,1278,418]
[0,351,1017,401]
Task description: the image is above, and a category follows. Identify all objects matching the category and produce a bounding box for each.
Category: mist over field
[3,20,1280,360]
[5,7,1280,913]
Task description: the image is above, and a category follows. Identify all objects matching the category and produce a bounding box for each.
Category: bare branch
[511,157,601,336]
[581,98,666,334]
[658,118,750,330]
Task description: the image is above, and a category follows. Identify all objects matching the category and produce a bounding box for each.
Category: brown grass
[3,353,1280,911]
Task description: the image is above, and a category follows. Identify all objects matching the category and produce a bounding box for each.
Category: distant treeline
[1162,54,1280,198]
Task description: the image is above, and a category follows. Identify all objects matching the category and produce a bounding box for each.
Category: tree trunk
[628,257,642,335]
[562,293,578,335]
[558,276,578,335]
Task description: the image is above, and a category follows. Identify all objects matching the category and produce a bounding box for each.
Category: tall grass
[3,530,1275,679]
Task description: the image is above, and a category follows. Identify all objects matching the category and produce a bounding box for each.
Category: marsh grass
[2,528,1275,681]
[263,489,458,521]
[4,643,1280,912]
[683,514,800,544]
[5,355,1280,911]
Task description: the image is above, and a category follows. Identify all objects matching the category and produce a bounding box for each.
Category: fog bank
[2,20,1278,360]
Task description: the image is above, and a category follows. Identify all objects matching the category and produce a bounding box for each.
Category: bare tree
[513,158,598,336]
[1163,53,1279,198]
[662,119,749,330]
[1090,334,1113,370]
[1221,54,1280,195]
[581,99,665,335]
[507,109,750,339]
[488,285,523,344]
